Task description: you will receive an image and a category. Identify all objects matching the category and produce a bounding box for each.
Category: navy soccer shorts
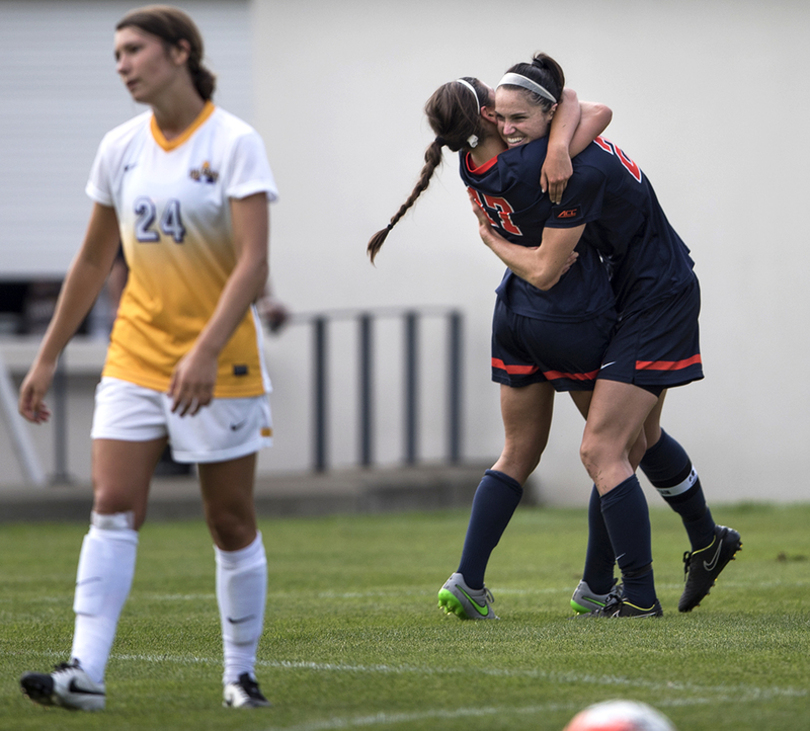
[490,297,616,392]
[597,275,704,390]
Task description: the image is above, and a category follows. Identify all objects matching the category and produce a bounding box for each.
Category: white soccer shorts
[90,377,272,463]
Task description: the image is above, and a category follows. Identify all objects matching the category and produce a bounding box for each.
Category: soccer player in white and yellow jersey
[19,5,277,710]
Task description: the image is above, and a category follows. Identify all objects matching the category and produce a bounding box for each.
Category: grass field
[2,503,809,730]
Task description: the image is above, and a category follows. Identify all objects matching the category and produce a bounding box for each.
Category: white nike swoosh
[600,361,616,369]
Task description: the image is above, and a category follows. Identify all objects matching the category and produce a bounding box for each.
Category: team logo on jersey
[189,161,219,184]
[555,206,581,220]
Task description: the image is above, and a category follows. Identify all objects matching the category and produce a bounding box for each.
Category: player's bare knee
[208,513,255,551]
[496,447,542,485]
[579,433,601,478]
[91,489,146,530]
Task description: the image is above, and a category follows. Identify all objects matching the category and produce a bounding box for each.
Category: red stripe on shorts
[543,368,599,382]
[635,354,702,371]
[492,358,539,375]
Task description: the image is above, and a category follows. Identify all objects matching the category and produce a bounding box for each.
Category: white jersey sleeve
[224,128,279,202]
[85,112,151,207]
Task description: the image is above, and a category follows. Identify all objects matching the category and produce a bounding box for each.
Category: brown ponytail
[367,139,445,263]
[367,78,490,262]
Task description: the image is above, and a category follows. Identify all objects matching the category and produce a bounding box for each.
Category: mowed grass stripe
[7,575,808,607]
[8,648,805,702]
[2,504,808,731]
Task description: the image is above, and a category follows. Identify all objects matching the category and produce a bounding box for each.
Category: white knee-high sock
[71,512,138,684]
[215,532,267,685]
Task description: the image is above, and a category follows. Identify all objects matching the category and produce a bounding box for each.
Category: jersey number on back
[134,197,187,243]
[594,137,642,183]
[468,188,523,236]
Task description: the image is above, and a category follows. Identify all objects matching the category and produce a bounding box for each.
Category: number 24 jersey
[86,102,278,398]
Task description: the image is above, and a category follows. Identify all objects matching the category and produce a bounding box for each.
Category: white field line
[6,648,805,731]
[10,649,805,703]
[253,659,807,701]
[256,703,606,731]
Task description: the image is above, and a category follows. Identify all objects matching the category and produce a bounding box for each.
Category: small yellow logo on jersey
[189,161,219,183]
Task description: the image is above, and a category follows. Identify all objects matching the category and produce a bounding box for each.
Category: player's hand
[168,345,218,417]
[256,294,290,333]
[559,250,579,276]
[468,189,499,250]
[540,145,573,204]
[18,360,56,424]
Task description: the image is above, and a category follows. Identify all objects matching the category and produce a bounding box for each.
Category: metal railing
[0,306,465,483]
[0,348,78,486]
[291,307,464,472]
[0,348,46,485]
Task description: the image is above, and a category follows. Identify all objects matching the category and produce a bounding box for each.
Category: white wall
[2,1,807,504]
[252,0,810,503]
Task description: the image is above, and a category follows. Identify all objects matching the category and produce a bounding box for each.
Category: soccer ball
[563,699,677,731]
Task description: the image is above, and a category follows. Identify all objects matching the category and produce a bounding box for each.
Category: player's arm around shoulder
[570,102,612,157]
[542,87,580,201]
[168,192,269,416]
[531,224,587,290]
[542,89,612,204]
[468,189,584,291]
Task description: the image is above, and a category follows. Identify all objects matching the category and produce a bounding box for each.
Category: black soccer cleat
[577,596,663,618]
[20,660,106,711]
[223,672,272,708]
[679,525,742,612]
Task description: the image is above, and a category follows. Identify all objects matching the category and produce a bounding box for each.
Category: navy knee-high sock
[640,430,715,550]
[582,485,616,594]
[457,470,523,589]
[600,475,657,608]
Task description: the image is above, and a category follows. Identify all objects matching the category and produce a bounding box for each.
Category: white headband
[455,78,480,106]
[497,72,557,103]
[452,78,481,149]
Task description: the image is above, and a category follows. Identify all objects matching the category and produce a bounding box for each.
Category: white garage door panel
[0,0,251,279]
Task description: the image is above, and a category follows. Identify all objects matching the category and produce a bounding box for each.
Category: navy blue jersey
[545,136,696,315]
[458,139,614,323]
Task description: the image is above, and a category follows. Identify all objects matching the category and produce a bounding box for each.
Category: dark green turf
[2,504,808,730]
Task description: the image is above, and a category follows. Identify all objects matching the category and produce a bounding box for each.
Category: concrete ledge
[0,464,507,524]
[0,336,108,375]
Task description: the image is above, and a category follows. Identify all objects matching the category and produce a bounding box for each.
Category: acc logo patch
[555,206,581,220]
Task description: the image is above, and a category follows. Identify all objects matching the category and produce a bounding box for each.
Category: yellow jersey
[85,103,278,398]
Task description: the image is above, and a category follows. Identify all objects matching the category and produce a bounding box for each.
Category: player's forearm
[547,88,581,161]
[193,192,271,358]
[33,204,120,366]
[570,102,612,157]
[479,227,563,291]
[33,260,108,366]
[193,255,268,359]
